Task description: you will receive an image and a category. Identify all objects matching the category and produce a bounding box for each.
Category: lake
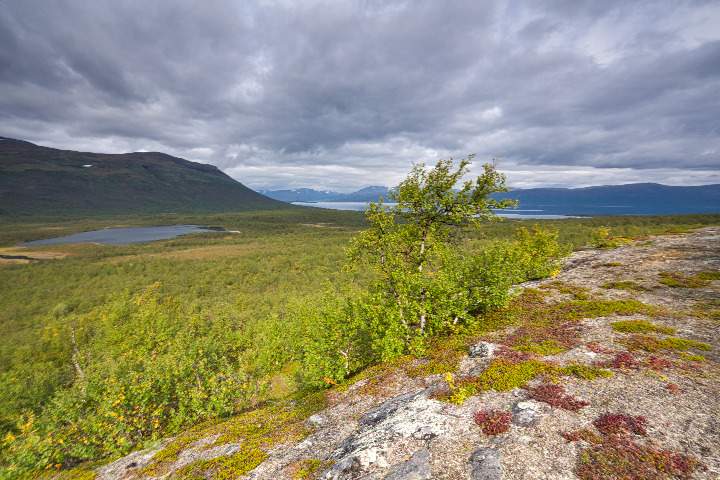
[24,225,220,246]
[292,202,578,219]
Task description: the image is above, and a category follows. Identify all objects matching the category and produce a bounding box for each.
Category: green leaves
[1,286,259,473]
[345,157,518,357]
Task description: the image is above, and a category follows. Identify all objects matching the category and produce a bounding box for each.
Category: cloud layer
[1,0,719,190]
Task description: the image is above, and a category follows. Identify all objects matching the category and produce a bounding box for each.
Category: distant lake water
[24,225,219,246]
[292,202,578,219]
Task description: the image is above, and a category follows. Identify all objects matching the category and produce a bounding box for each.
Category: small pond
[24,225,221,246]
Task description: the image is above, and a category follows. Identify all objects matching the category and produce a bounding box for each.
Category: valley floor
[84,228,720,479]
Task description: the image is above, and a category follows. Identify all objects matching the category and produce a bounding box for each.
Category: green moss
[515,339,567,356]
[659,270,720,288]
[475,359,555,392]
[564,299,658,320]
[560,364,614,380]
[622,334,711,353]
[143,392,326,477]
[291,459,331,479]
[175,444,268,480]
[438,359,556,405]
[610,320,675,335]
[696,270,720,281]
[404,335,469,378]
[678,352,706,362]
[541,281,591,299]
[601,281,650,292]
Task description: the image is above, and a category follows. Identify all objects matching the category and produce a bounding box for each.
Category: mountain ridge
[0,137,285,217]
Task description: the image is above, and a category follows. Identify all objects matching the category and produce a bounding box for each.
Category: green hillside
[0,137,285,217]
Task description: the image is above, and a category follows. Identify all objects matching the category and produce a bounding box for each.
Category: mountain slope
[0,137,285,216]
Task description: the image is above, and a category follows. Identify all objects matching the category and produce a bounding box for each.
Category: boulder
[384,448,431,480]
[469,447,502,480]
[469,342,497,359]
[512,400,544,427]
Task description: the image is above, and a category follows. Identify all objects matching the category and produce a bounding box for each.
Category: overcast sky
[1,1,719,191]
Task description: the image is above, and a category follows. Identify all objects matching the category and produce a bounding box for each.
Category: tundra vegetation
[0,162,719,478]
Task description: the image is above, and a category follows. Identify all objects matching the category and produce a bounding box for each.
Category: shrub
[300,158,566,385]
[473,409,512,435]
[1,285,260,474]
[345,157,515,356]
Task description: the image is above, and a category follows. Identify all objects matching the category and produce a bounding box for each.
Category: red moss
[666,383,681,395]
[528,384,589,412]
[593,413,647,436]
[646,356,673,371]
[473,409,512,436]
[564,413,703,479]
[576,435,702,480]
[602,351,640,369]
[562,428,603,444]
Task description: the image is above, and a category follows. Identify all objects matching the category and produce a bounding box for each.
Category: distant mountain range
[262,183,720,215]
[0,137,283,217]
[494,183,720,215]
[259,186,390,203]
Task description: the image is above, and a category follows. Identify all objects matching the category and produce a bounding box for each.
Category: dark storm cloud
[1,0,718,189]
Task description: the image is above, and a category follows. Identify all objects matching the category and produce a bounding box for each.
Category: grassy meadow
[1,208,719,476]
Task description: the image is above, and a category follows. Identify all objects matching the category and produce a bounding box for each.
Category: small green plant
[622,334,711,353]
[475,359,554,392]
[659,270,720,288]
[143,392,325,478]
[590,227,631,249]
[610,320,675,335]
[541,281,590,299]
[290,458,331,479]
[678,352,706,362]
[601,280,649,292]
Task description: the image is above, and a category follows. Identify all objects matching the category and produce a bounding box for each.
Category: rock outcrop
[96,228,720,479]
